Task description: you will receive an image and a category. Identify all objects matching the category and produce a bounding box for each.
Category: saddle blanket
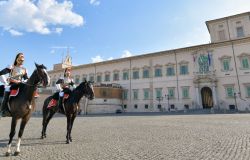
[47,94,69,109]
[10,88,19,97]
[10,88,39,98]
[47,99,57,109]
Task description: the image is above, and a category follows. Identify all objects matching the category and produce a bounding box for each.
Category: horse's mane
[73,82,85,93]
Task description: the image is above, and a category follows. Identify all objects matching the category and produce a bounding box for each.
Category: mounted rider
[0,53,28,117]
[55,67,76,112]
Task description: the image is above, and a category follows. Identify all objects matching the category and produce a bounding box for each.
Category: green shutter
[182,88,189,98]
[242,58,249,69]
[247,87,250,97]
[223,59,229,71]
[227,87,234,97]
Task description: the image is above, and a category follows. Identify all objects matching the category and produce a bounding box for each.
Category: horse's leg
[43,111,55,139]
[66,115,71,144]
[14,115,31,156]
[41,110,49,139]
[6,117,18,156]
[69,113,77,142]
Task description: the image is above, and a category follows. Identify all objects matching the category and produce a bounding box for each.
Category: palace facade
[47,12,250,113]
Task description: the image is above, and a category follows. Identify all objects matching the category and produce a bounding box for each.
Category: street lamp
[233,92,238,111]
[156,96,163,111]
[166,94,170,112]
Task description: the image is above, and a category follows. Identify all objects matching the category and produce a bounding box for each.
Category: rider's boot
[58,97,64,114]
[0,91,11,117]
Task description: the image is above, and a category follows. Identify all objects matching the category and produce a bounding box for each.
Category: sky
[0,0,250,75]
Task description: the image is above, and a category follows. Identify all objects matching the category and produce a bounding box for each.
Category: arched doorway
[201,87,213,109]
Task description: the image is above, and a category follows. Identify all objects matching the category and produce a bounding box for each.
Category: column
[212,85,218,108]
[195,86,200,108]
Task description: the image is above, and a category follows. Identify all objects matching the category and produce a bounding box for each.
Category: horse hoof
[5,152,11,157]
[69,138,72,142]
[14,151,20,156]
[66,141,70,144]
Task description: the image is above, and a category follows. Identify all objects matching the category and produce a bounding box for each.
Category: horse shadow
[0,137,65,148]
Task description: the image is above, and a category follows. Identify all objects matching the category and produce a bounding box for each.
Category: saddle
[47,93,70,109]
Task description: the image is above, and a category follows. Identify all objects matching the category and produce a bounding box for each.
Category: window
[113,72,119,81]
[247,86,250,97]
[182,87,189,99]
[134,104,138,109]
[246,85,250,98]
[143,69,149,78]
[236,26,244,38]
[123,71,129,80]
[105,74,110,82]
[75,75,80,84]
[242,57,249,69]
[225,86,234,98]
[89,75,94,82]
[97,75,102,83]
[198,55,209,73]
[155,68,162,77]
[82,75,87,82]
[133,89,139,100]
[166,66,175,76]
[155,88,162,99]
[180,65,188,75]
[133,70,139,79]
[143,89,150,100]
[168,88,175,99]
[223,59,230,71]
[219,56,232,72]
[218,30,226,40]
[145,104,148,109]
[157,104,162,109]
[52,81,55,87]
[123,105,127,109]
[123,90,128,100]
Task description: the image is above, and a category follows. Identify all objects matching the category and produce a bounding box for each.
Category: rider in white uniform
[0,53,28,117]
[56,67,75,112]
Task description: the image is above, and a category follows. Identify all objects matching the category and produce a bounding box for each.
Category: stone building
[46,12,250,113]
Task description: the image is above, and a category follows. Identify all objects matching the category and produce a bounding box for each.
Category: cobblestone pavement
[1,114,250,160]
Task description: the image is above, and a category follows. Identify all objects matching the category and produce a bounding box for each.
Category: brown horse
[41,80,94,143]
[4,63,50,156]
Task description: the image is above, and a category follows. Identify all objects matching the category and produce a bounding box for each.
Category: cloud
[91,55,104,63]
[91,55,114,63]
[8,29,23,36]
[55,27,63,34]
[90,0,100,6]
[0,0,84,35]
[121,50,133,58]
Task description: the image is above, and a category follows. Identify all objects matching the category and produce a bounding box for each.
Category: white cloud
[55,27,63,34]
[91,55,104,63]
[107,57,113,60]
[8,29,23,36]
[90,0,100,6]
[0,0,84,35]
[121,50,133,58]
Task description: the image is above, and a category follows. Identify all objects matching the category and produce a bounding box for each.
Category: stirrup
[29,105,32,110]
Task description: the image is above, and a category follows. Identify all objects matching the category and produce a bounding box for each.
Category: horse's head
[35,63,50,87]
[78,80,94,100]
